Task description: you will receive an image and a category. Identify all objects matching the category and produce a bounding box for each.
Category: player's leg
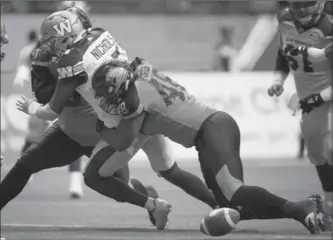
[83,139,171,230]
[196,112,318,233]
[0,122,86,210]
[68,157,84,199]
[142,134,217,209]
[301,104,333,230]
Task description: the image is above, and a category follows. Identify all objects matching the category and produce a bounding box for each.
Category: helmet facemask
[40,11,86,57]
[92,61,133,108]
[288,1,326,28]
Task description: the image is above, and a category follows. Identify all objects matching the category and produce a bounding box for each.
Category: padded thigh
[18,122,90,173]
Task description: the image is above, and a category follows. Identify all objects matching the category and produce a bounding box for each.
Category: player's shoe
[149,198,171,230]
[293,197,320,234]
[130,178,158,226]
[310,194,332,232]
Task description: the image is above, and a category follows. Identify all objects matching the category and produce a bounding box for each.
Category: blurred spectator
[214,26,237,71]
[57,1,91,13]
[13,30,38,87]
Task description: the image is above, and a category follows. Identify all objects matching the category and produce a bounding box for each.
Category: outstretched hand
[16,95,33,114]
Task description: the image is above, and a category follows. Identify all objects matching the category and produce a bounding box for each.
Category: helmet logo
[52,18,72,37]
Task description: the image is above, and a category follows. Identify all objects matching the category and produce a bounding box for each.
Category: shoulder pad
[57,48,85,79]
[277,8,294,23]
[57,48,83,68]
[316,14,333,37]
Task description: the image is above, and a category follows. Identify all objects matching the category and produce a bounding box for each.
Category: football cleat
[310,194,332,232]
[293,197,320,234]
[150,198,171,230]
[130,178,158,226]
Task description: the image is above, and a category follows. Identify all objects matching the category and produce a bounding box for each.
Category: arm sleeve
[48,74,86,114]
[275,33,290,74]
[31,65,57,104]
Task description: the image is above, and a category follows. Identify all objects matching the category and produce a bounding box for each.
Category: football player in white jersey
[17,9,327,235]
[268,0,332,230]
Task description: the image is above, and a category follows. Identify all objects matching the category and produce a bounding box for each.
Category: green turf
[1,160,332,240]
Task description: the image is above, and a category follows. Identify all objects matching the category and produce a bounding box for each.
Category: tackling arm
[298,43,333,63]
[273,33,290,84]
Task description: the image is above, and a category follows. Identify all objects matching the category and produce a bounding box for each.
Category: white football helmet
[288,0,326,28]
[40,10,85,57]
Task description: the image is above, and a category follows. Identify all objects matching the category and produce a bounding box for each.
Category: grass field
[1,159,332,240]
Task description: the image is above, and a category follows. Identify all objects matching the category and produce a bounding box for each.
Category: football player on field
[18,9,325,234]
[8,8,235,230]
[0,8,171,230]
[267,0,332,230]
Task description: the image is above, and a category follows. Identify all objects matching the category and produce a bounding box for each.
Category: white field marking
[1,223,332,240]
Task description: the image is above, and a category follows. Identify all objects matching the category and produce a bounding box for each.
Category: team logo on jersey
[53,19,72,37]
[57,66,74,79]
[99,98,129,116]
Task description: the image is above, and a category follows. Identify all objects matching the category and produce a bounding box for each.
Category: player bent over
[267,1,332,231]
[16,9,323,233]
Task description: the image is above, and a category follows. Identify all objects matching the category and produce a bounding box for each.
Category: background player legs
[68,157,84,199]
[197,112,318,232]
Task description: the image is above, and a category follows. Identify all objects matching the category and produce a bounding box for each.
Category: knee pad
[215,165,243,201]
[159,162,178,178]
[323,192,333,216]
[323,134,332,165]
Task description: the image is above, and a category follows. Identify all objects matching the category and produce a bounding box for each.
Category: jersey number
[284,44,314,73]
[150,69,189,106]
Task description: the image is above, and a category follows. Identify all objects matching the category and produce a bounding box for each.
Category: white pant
[89,133,174,177]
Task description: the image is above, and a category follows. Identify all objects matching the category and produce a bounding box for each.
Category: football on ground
[200,208,240,236]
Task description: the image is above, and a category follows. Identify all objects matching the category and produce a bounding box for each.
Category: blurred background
[2,0,332,162]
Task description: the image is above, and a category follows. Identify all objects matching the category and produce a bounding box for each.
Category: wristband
[28,101,41,115]
[320,87,332,102]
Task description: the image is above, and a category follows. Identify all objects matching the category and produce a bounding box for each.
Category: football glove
[268,81,284,97]
[299,93,324,114]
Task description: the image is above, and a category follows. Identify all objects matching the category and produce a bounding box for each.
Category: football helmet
[1,17,9,61]
[288,0,326,28]
[66,7,92,29]
[92,60,133,104]
[40,10,85,57]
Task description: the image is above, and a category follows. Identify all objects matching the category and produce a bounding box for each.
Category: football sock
[84,173,149,208]
[160,163,217,209]
[230,186,297,219]
[0,163,32,210]
[84,146,148,208]
[239,206,288,220]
